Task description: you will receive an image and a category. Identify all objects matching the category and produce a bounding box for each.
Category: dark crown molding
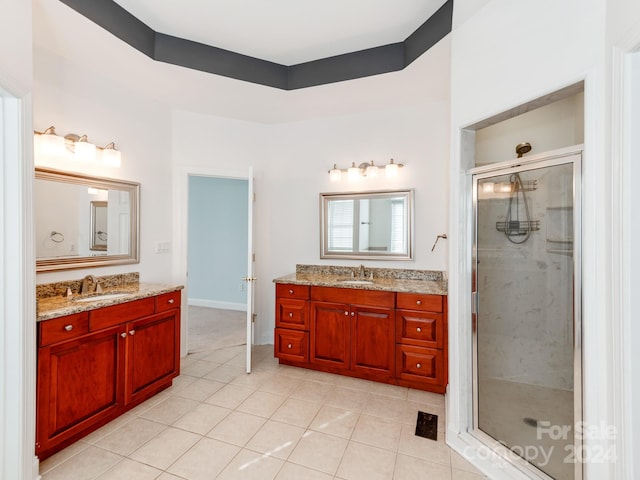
[58,0,453,90]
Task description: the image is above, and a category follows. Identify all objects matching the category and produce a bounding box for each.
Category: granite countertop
[37,282,184,322]
[273,265,447,295]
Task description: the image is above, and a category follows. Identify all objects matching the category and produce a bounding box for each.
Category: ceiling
[112,0,449,66]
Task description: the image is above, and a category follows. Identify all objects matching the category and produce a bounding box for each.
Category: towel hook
[431,233,447,252]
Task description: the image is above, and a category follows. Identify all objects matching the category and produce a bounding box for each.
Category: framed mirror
[320,189,414,260]
[35,167,140,272]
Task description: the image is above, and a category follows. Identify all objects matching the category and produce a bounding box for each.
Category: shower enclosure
[472,150,582,480]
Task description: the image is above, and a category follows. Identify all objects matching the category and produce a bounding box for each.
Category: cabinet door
[126,310,179,404]
[36,325,125,456]
[351,306,395,378]
[310,301,350,369]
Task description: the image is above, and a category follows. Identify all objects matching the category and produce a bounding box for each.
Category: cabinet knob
[129,330,135,336]
[416,300,422,305]
[416,327,422,333]
[287,343,292,349]
[168,298,175,304]
[351,312,355,316]
[64,325,73,331]
[289,289,294,294]
[416,363,422,369]
[289,313,293,318]
[120,332,127,338]
[345,311,349,316]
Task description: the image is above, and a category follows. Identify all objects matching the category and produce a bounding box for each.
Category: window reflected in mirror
[320,190,413,260]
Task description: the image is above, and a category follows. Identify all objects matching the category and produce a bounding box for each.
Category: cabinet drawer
[276,283,310,300]
[39,312,89,347]
[90,297,155,331]
[396,293,443,312]
[276,298,308,330]
[396,310,444,348]
[311,286,395,308]
[155,291,181,313]
[396,345,444,385]
[274,328,309,363]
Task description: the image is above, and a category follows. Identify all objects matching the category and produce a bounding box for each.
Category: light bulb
[385,159,399,178]
[329,164,342,182]
[347,162,361,182]
[366,161,378,178]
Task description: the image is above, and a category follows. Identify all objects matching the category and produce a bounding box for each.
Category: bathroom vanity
[274,265,447,393]
[35,276,182,460]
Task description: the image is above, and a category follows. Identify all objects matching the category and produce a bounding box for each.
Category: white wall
[173,101,450,345]
[33,46,175,285]
[448,0,611,479]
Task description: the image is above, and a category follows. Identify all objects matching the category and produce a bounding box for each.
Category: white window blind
[390,199,405,253]
[328,200,354,251]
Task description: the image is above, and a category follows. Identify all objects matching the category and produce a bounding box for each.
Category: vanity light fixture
[34,126,122,167]
[328,158,404,182]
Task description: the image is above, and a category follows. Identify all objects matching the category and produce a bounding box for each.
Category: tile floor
[39,344,487,480]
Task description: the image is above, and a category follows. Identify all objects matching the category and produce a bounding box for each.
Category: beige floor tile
[204,383,254,409]
[273,364,312,378]
[156,473,184,480]
[40,446,122,480]
[452,469,488,479]
[398,424,451,466]
[363,394,409,423]
[129,427,200,470]
[351,414,403,451]
[407,388,446,408]
[245,420,305,460]
[271,397,322,428]
[203,363,246,383]
[289,379,336,403]
[206,411,266,446]
[95,458,162,480]
[333,374,379,391]
[324,386,370,412]
[288,431,349,474]
[81,413,135,445]
[167,437,239,480]
[257,373,303,396]
[181,359,221,378]
[95,417,166,455]
[275,462,334,480]
[366,381,409,400]
[172,377,225,401]
[139,395,200,425]
[236,390,287,418]
[38,439,90,474]
[225,352,250,367]
[393,454,452,480]
[217,448,284,480]
[126,389,173,416]
[172,403,232,435]
[167,373,198,392]
[309,405,359,439]
[451,450,486,475]
[230,369,275,389]
[201,347,244,364]
[304,369,341,384]
[336,441,396,480]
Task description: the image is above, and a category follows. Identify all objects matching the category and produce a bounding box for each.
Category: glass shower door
[473,157,581,480]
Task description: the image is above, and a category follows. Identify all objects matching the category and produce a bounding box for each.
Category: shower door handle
[471,291,479,315]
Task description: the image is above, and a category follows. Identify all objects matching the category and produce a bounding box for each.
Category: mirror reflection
[320,190,413,260]
[35,167,140,271]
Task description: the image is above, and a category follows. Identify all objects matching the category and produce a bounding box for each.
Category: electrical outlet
[154,241,171,253]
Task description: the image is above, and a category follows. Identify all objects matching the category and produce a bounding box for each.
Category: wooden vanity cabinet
[310,286,395,380]
[274,282,448,393]
[395,292,447,393]
[36,291,181,460]
[274,284,310,362]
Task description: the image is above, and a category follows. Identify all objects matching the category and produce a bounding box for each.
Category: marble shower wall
[476,163,574,391]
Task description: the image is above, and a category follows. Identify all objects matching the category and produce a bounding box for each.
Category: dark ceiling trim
[58,0,453,90]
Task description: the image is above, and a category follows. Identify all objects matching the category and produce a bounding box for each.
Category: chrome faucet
[80,274,97,294]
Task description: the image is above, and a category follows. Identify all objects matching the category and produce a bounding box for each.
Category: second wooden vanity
[274,266,448,393]
[35,282,182,460]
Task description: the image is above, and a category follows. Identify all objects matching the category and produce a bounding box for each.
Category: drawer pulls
[416,363,422,369]
[120,332,127,338]
[168,298,175,304]
[287,343,292,349]
[289,289,294,294]
[416,300,422,305]
[129,330,136,336]
[289,313,294,318]
[64,325,73,332]
[416,327,422,333]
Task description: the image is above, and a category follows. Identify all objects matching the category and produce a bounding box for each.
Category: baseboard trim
[187,298,247,311]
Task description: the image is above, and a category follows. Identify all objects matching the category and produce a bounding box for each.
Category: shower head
[515,142,532,158]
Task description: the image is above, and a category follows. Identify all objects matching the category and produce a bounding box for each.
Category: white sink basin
[337,279,374,285]
[73,293,130,303]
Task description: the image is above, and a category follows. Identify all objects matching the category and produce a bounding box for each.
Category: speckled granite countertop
[273,265,447,295]
[37,282,183,322]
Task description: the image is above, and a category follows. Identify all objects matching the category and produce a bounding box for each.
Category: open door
[243,169,255,373]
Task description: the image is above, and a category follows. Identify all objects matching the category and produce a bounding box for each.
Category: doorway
[472,151,582,479]
[186,175,252,363]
